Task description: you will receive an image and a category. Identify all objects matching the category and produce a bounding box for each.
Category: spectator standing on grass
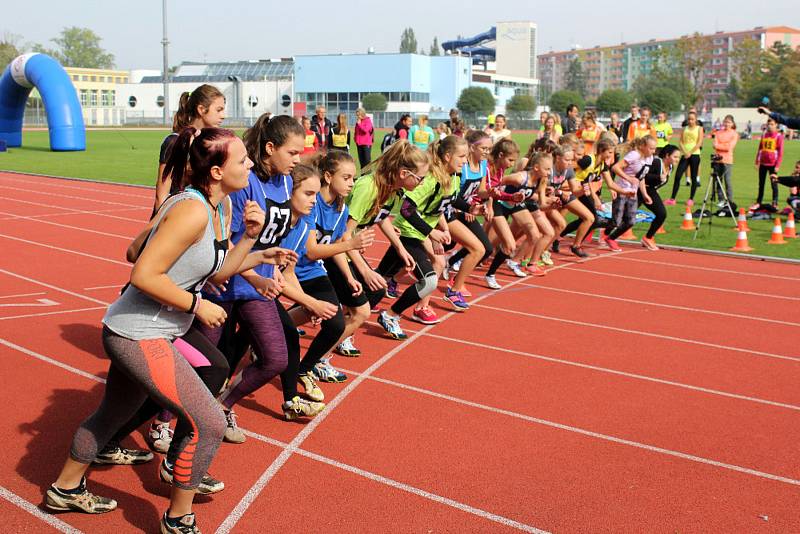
[329,113,351,153]
[538,115,561,143]
[653,111,673,148]
[620,104,639,143]
[354,108,374,168]
[754,117,784,209]
[301,116,319,155]
[486,114,512,144]
[409,115,436,151]
[666,111,704,206]
[564,104,580,134]
[311,105,333,150]
[608,112,623,141]
[712,115,738,208]
[445,108,460,131]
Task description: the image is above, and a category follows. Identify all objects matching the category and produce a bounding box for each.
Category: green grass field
[2,129,799,260]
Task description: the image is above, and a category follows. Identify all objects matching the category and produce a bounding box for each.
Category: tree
[723,77,740,107]
[595,89,634,112]
[0,39,21,71]
[34,26,114,68]
[770,65,800,116]
[639,87,682,113]
[742,80,777,107]
[731,39,764,100]
[457,87,495,114]
[399,28,418,54]
[362,93,387,112]
[429,37,441,56]
[548,90,584,115]
[565,57,586,97]
[506,94,536,113]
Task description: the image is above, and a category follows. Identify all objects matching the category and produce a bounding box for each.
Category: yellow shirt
[681,125,702,155]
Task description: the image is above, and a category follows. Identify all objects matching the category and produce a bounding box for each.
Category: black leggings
[757,165,778,205]
[106,327,229,466]
[296,276,346,373]
[671,154,700,200]
[448,213,494,265]
[562,194,597,239]
[376,236,437,315]
[639,186,667,239]
[356,145,372,169]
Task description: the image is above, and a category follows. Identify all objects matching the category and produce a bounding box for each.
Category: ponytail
[172,84,225,132]
[163,127,238,197]
[428,135,467,190]
[244,114,306,181]
[364,139,428,219]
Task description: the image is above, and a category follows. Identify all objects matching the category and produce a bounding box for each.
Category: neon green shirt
[654,121,673,148]
[393,173,460,241]
[346,174,402,228]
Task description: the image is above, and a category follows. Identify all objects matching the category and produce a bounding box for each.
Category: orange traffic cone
[730,229,753,252]
[656,225,667,234]
[784,212,797,238]
[619,227,637,240]
[733,208,750,232]
[767,218,786,245]
[680,206,696,230]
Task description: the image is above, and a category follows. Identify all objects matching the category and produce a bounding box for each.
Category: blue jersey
[295,193,349,281]
[460,159,487,202]
[211,171,293,302]
[279,215,313,264]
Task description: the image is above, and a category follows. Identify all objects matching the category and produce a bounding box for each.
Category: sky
[4,0,800,71]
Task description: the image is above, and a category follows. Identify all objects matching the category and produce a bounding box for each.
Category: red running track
[0,171,799,533]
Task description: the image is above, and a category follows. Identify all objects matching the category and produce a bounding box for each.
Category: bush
[506,94,536,113]
[639,87,682,113]
[548,90,584,116]
[457,87,495,114]
[596,89,634,113]
[361,93,387,112]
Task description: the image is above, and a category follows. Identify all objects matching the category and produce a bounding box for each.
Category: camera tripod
[693,161,738,239]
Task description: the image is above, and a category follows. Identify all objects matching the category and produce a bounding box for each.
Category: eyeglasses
[403,169,425,184]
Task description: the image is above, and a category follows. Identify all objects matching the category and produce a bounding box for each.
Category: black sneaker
[93,446,154,465]
[159,459,224,495]
[570,245,589,259]
[45,477,117,514]
[551,239,560,254]
[160,511,200,533]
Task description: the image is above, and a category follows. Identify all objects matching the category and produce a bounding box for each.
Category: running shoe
[334,336,360,357]
[604,237,623,252]
[540,250,554,266]
[641,236,659,251]
[94,446,154,466]
[313,358,348,383]
[412,306,440,324]
[685,178,691,186]
[443,288,470,311]
[378,310,407,339]
[146,421,173,454]
[386,277,399,299]
[159,458,225,495]
[298,371,325,402]
[570,245,589,259]
[448,284,472,297]
[663,198,676,206]
[46,477,117,514]
[526,264,547,277]
[485,275,502,290]
[451,259,462,272]
[505,260,528,278]
[222,409,245,444]
[283,396,325,421]
[160,512,200,534]
[536,260,547,268]
[441,263,450,281]
[551,239,560,253]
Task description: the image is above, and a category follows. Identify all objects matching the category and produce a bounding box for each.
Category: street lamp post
[162,0,170,126]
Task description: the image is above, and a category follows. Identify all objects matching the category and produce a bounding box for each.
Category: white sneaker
[441,264,450,281]
[451,259,462,272]
[145,421,173,454]
[485,275,502,290]
[540,251,554,266]
[505,260,528,278]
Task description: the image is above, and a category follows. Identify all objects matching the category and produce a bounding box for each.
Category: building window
[115,77,121,83]
[72,75,79,81]
[90,76,97,82]
[79,89,89,107]
[123,77,128,83]
[81,75,88,81]
[101,90,111,107]
[89,90,98,106]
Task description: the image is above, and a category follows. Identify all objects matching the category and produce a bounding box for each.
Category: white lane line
[0,206,148,222]
[240,430,547,533]
[213,248,569,534]
[561,266,800,302]
[0,184,144,208]
[472,303,800,363]
[83,284,124,291]
[604,255,800,281]
[2,197,145,223]
[0,306,106,322]
[0,484,84,534]
[512,282,800,327]
[0,338,105,384]
[0,291,46,300]
[0,269,110,306]
[338,373,800,487]
[0,175,153,200]
[416,333,800,411]
[0,233,129,266]
[0,298,58,308]
[0,211,134,240]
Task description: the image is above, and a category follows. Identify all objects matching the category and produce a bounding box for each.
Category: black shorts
[525,200,540,213]
[323,257,371,308]
[492,198,526,216]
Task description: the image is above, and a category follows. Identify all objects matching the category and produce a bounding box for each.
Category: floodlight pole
[162,0,170,126]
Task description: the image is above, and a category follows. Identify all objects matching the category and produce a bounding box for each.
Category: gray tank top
[103,189,228,340]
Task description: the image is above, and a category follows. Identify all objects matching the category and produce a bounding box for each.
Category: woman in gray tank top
[47,128,269,534]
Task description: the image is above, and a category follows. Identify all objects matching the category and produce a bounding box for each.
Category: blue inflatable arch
[0,53,86,151]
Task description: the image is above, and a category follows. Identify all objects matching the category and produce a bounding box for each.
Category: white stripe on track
[603,254,800,281]
[0,184,144,209]
[0,338,106,384]
[0,211,134,240]
[0,485,84,534]
[0,306,106,322]
[0,269,111,306]
[0,233,130,266]
[0,175,153,200]
[0,291,46,300]
[0,197,145,223]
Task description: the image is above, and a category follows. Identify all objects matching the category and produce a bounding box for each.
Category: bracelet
[187,293,197,314]
[192,293,202,314]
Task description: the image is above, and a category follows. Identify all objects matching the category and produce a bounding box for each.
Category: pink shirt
[756,131,784,169]
[354,117,374,146]
[712,129,738,165]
